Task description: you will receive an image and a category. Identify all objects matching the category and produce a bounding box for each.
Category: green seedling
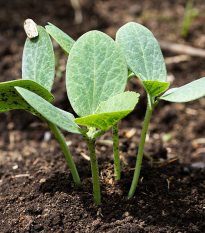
[16,29,139,204]
[45,23,124,180]
[181,0,198,38]
[0,25,82,186]
[116,22,205,198]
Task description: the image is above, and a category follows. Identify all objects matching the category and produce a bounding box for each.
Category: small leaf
[159,77,205,102]
[0,80,53,114]
[116,22,167,82]
[22,26,55,92]
[95,92,139,114]
[74,92,139,131]
[15,87,87,134]
[46,23,75,55]
[66,31,128,117]
[142,80,169,97]
[74,112,131,132]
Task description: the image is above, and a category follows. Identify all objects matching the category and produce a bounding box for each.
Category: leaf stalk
[128,99,158,198]
[46,120,81,186]
[92,129,106,139]
[84,134,101,204]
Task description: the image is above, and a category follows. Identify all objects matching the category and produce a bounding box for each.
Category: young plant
[16,30,139,204]
[181,0,198,39]
[45,23,124,180]
[116,22,205,198]
[0,25,82,186]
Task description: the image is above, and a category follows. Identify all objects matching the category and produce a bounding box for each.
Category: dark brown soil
[1,0,205,232]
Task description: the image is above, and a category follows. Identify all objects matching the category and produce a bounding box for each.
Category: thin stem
[92,129,106,139]
[46,120,81,186]
[112,123,121,180]
[84,135,101,204]
[128,105,153,198]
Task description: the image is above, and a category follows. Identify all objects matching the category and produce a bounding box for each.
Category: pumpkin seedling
[45,23,123,180]
[16,29,139,204]
[116,22,205,198]
[0,24,81,186]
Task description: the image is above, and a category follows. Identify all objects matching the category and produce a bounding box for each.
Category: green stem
[46,120,81,186]
[92,129,106,139]
[128,104,153,198]
[112,123,121,180]
[84,136,101,204]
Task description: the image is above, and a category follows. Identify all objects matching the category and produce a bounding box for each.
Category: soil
[1,0,205,232]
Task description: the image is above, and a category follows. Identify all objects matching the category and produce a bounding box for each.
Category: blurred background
[1,0,205,82]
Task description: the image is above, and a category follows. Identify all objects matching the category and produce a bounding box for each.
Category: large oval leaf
[0,80,54,114]
[66,30,128,117]
[15,87,87,134]
[22,26,55,92]
[116,22,167,82]
[46,23,75,56]
[159,77,205,102]
[74,92,139,131]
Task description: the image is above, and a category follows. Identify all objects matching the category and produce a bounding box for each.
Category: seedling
[181,0,198,39]
[45,23,123,180]
[16,27,139,204]
[0,25,82,186]
[4,20,203,203]
[116,22,205,197]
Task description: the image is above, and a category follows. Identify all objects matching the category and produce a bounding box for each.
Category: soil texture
[1,0,205,232]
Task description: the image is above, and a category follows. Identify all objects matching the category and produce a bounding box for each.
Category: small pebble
[7,122,15,130]
[122,211,130,217]
[44,131,51,141]
[183,167,190,173]
[12,165,18,170]
[40,178,46,183]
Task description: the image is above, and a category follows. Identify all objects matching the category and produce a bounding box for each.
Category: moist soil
[1,0,205,232]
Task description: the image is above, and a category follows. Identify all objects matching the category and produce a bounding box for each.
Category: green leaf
[0,80,54,114]
[22,26,55,92]
[75,112,131,132]
[46,23,75,55]
[74,92,139,131]
[95,92,139,114]
[142,80,169,97]
[116,22,167,82]
[15,87,86,134]
[159,77,205,102]
[66,30,128,117]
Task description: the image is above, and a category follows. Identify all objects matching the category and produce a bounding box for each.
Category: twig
[164,55,191,64]
[80,152,90,161]
[159,40,205,58]
[14,174,30,178]
[166,179,170,190]
[70,0,83,24]
[157,158,178,168]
